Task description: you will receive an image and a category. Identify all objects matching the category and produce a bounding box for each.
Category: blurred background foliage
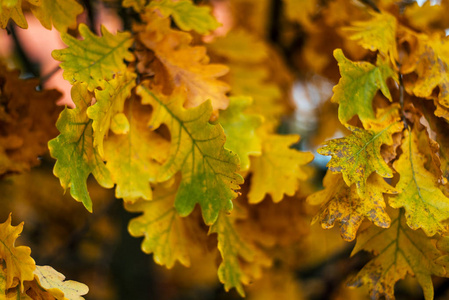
[2,0,449,299]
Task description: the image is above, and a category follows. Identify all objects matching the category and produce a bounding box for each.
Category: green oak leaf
[52,24,134,91]
[332,49,397,126]
[138,86,243,225]
[149,0,221,35]
[209,210,271,297]
[125,181,192,268]
[48,83,113,212]
[219,96,262,171]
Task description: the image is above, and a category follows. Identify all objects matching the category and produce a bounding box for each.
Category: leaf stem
[398,72,408,130]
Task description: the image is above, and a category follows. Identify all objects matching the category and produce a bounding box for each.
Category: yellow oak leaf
[318,122,403,197]
[33,265,89,300]
[87,71,136,158]
[402,32,449,109]
[0,214,35,292]
[209,208,272,297]
[30,0,83,32]
[52,24,134,91]
[248,134,313,204]
[136,11,230,111]
[0,0,39,28]
[219,96,263,171]
[348,209,445,300]
[390,127,449,236]
[404,1,449,32]
[48,83,114,212]
[332,49,397,126]
[149,0,220,35]
[138,85,243,225]
[125,181,193,268]
[104,96,169,202]
[343,11,398,62]
[308,172,396,241]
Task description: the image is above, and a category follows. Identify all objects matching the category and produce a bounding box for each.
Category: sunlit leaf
[52,24,134,91]
[33,265,89,300]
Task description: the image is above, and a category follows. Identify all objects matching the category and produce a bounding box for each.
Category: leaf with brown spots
[348,209,445,300]
[308,172,396,241]
[318,122,403,197]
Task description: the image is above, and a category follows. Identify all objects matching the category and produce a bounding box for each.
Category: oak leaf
[332,49,397,126]
[52,24,134,91]
[138,86,243,225]
[136,12,229,111]
[86,71,136,158]
[248,134,313,204]
[125,181,193,268]
[308,172,396,241]
[30,0,83,32]
[32,265,89,300]
[0,214,35,292]
[219,96,262,171]
[348,209,445,300]
[104,96,169,202]
[209,209,272,297]
[48,83,113,212]
[318,122,402,197]
[389,127,449,236]
[149,0,220,35]
[0,0,39,28]
[343,11,398,62]
[402,32,449,109]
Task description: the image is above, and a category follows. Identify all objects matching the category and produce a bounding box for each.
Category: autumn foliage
[1,0,449,299]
